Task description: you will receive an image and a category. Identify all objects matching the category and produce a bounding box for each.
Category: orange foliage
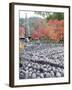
[47,20,64,42]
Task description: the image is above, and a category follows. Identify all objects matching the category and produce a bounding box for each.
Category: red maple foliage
[19,26,25,38]
[31,27,49,40]
[32,20,64,42]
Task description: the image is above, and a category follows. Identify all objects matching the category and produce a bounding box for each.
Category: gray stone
[33,69,37,72]
[36,70,40,76]
[52,66,56,72]
[28,68,33,72]
[34,55,39,60]
[25,71,29,79]
[28,71,32,78]
[57,67,62,73]
[37,64,40,69]
[61,69,64,77]
[31,73,36,78]
[25,67,28,70]
[19,69,25,74]
[47,64,50,68]
[20,43,64,79]
[47,66,52,71]
[28,63,31,68]
[33,64,37,69]
[44,72,51,78]
[43,64,47,68]
[45,72,51,78]
[50,71,54,77]
[56,72,61,77]
[43,68,48,72]
[37,76,41,78]
[40,73,44,78]
[19,72,25,79]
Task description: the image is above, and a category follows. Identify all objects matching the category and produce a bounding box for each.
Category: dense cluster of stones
[19,43,64,79]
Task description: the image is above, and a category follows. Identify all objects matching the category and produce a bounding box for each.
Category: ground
[19,43,64,79]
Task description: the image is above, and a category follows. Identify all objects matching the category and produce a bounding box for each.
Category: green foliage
[34,11,64,20]
[19,18,24,26]
[35,11,49,17]
[59,40,64,44]
[46,13,64,20]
